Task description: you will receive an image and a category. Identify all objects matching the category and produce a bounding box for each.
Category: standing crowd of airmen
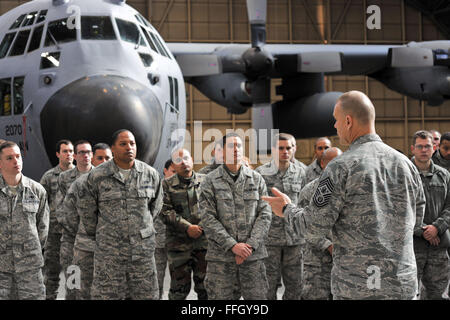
[0,90,449,300]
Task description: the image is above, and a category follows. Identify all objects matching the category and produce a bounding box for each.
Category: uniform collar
[411,157,436,176]
[0,174,27,195]
[435,149,450,165]
[349,134,382,151]
[171,171,200,187]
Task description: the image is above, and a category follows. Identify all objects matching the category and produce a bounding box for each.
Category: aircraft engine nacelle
[189,73,252,114]
[375,66,450,106]
[272,92,342,139]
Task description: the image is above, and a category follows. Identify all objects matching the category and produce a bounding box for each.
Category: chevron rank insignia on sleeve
[313,177,334,208]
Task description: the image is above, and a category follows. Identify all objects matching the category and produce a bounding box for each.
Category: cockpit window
[115,18,145,46]
[21,12,38,27]
[139,53,153,67]
[36,10,48,24]
[9,29,31,56]
[140,26,158,53]
[45,18,77,47]
[28,25,44,53]
[13,77,24,115]
[0,78,12,116]
[9,14,26,30]
[81,16,116,40]
[149,32,170,59]
[138,14,153,30]
[0,33,16,59]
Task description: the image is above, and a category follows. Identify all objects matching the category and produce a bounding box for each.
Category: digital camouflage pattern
[305,159,322,184]
[432,150,450,172]
[198,162,221,175]
[412,159,450,300]
[161,171,207,300]
[255,160,306,300]
[0,175,49,299]
[284,134,426,299]
[298,178,333,300]
[59,172,95,300]
[56,167,91,300]
[199,164,271,299]
[80,159,163,300]
[39,165,64,299]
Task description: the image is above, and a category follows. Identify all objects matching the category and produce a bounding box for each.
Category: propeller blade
[252,103,274,154]
[247,0,267,48]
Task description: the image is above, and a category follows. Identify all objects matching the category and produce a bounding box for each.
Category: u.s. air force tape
[313,177,334,207]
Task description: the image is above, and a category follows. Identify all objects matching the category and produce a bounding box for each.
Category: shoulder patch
[313,177,334,208]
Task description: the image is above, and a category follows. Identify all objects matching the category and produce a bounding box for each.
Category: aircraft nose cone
[40,75,163,166]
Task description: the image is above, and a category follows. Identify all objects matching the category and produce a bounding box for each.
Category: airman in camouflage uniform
[304,137,332,183]
[81,130,163,300]
[154,159,176,299]
[298,147,342,300]
[55,141,93,300]
[0,142,49,300]
[199,140,223,175]
[411,131,450,300]
[39,139,74,299]
[255,133,306,300]
[59,143,112,300]
[162,149,207,300]
[199,133,272,300]
[263,91,426,299]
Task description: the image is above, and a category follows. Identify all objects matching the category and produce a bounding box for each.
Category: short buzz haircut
[111,129,132,145]
[0,141,18,156]
[73,140,91,154]
[164,159,173,170]
[272,133,292,148]
[337,91,376,125]
[56,139,73,153]
[441,132,450,143]
[429,129,441,136]
[313,137,331,149]
[93,143,110,155]
[412,130,433,146]
[221,132,242,148]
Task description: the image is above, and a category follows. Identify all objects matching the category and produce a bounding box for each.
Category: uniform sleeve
[413,173,426,237]
[199,178,237,252]
[80,173,99,238]
[39,173,50,200]
[161,179,192,233]
[432,174,450,235]
[286,161,344,244]
[54,175,67,225]
[37,188,50,249]
[150,171,164,219]
[246,176,272,251]
[60,182,79,249]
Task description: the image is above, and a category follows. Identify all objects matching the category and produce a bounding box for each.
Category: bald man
[263,91,425,300]
[305,137,332,183]
[298,147,342,300]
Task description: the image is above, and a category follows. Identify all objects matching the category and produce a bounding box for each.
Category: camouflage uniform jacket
[412,158,450,248]
[60,173,95,253]
[161,171,207,251]
[0,175,49,273]
[40,165,64,234]
[199,164,272,262]
[305,159,322,184]
[292,158,307,171]
[255,159,306,246]
[298,178,332,266]
[284,134,426,299]
[55,167,87,226]
[198,160,221,175]
[432,150,450,171]
[80,160,163,259]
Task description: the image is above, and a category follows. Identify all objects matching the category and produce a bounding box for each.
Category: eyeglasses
[414,145,432,151]
[317,146,330,151]
[77,150,92,155]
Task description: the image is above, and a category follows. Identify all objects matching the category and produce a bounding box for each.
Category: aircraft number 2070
[4,124,23,137]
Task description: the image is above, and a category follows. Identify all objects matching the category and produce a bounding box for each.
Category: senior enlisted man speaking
[263,91,426,300]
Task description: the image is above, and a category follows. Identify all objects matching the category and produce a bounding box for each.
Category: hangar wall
[1,0,449,169]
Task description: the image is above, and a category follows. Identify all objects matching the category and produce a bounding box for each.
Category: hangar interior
[1,0,449,170]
